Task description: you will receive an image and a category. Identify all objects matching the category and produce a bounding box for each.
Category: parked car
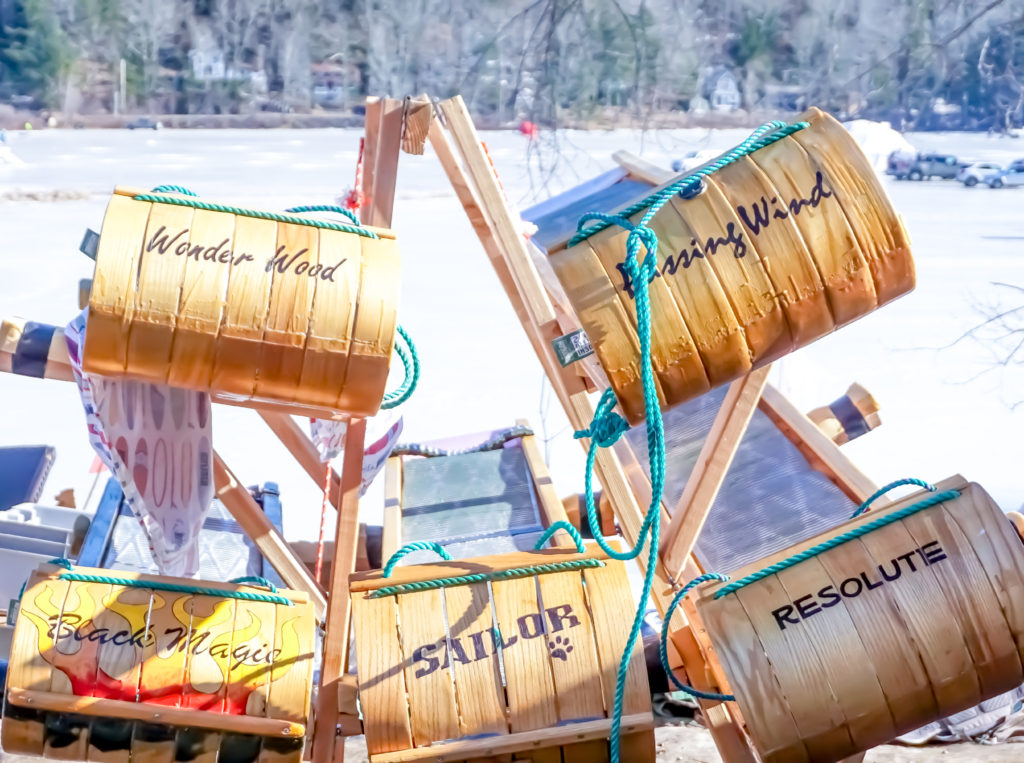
[957,161,1003,186]
[125,117,162,130]
[887,151,960,180]
[987,160,1024,188]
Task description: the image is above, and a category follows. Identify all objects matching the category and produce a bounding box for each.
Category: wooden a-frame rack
[0,94,885,763]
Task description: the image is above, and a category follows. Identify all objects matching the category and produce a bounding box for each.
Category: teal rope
[382,542,452,577]
[851,478,935,518]
[369,558,605,599]
[533,521,585,553]
[568,119,812,763]
[569,120,808,246]
[380,325,420,409]
[132,192,379,239]
[44,560,292,606]
[660,573,735,701]
[150,184,198,196]
[284,204,361,226]
[714,489,960,599]
[229,575,278,592]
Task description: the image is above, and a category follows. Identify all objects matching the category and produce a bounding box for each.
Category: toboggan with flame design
[2,563,315,763]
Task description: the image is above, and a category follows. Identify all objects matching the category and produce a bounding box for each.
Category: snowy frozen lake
[2,125,1023,541]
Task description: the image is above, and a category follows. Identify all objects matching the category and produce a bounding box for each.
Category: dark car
[887,152,960,180]
[125,117,162,130]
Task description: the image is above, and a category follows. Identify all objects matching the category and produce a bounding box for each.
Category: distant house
[311,61,358,108]
[700,67,741,112]
[189,49,226,81]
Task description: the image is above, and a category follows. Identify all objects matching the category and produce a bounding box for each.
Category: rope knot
[575,391,629,448]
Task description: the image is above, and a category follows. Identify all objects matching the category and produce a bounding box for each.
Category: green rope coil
[45,560,292,606]
[713,489,960,599]
[229,575,278,592]
[533,521,585,553]
[381,325,420,410]
[369,558,605,599]
[150,184,198,197]
[132,192,379,239]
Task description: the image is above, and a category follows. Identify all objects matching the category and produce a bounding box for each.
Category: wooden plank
[313,417,367,763]
[222,594,278,763]
[438,96,556,328]
[361,97,383,219]
[395,589,460,747]
[212,454,326,618]
[368,713,654,763]
[363,98,404,229]
[7,691,304,737]
[490,576,561,763]
[759,383,882,505]
[442,584,509,744]
[178,595,233,763]
[536,571,608,763]
[383,456,403,563]
[660,367,771,577]
[401,97,432,155]
[125,201,194,383]
[167,208,236,390]
[350,592,413,755]
[82,193,152,376]
[611,150,672,185]
[2,571,72,757]
[88,584,150,763]
[351,544,610,593]
[262,598,317,763]
[516,421,574,548]
[210,215,276,398]
[582,561,655,762]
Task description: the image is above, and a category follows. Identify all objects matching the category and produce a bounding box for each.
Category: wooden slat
[383,456,403,562]
[660,367,771,577]
[490,577,560,763]
[759,383,882,505]
[167,208,236,390]
[438,96,556,328]
[442,584,509,742]
[582,562,655,762]
[368,713,654,763]
[395,589,460,747]
[363,98,404,229]
[350,545,610,593]
[262,599,316,763]
[537,571,607,763]
[516,421,574,548]
[313,417,367,763]
[7,690,304,737]
[350,592,413,755]
[401,97,432,155]
[212,454,326,618]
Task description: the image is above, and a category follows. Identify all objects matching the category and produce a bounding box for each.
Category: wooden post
[659,367,771,577]
[516,418,575,548]
[313,417,367,763]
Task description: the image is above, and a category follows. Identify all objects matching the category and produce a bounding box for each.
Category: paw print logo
[549,635,573,661]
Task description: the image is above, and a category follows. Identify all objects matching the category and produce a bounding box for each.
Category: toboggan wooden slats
[83,187,400,419]
[550,107,915,424]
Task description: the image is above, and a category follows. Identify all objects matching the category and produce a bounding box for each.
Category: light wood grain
[711,157,833,345]
[298,227,360,408]
[517,425,575,549]
[209,213,276,399]
[747,136,878,327]
[395,589,460,747]
[351,593,413,755]
[537,571,608,763]
[443,583,509,748]
[255,220,319,402]
[582,561,656,762]
[383,456,403,563]
[490,576,561,763]
[792,108,914,306]
[167,208,235,390]
[123,201,194,383]
[261,598,315,763]
[337,234,400,416]
[83,194,153,377]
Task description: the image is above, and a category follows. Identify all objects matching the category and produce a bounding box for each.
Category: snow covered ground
[1,124,1023,542]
